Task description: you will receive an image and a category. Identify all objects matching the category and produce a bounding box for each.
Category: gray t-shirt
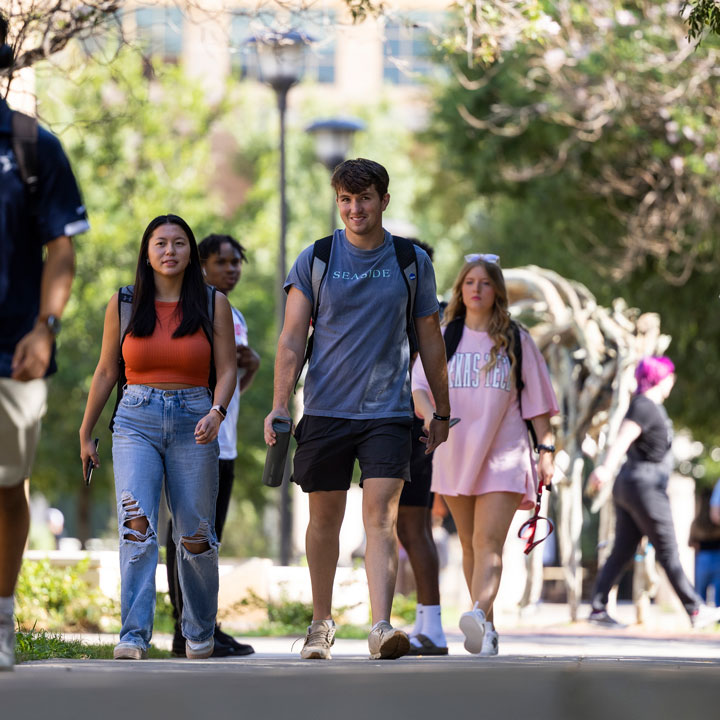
[285,229,439,419]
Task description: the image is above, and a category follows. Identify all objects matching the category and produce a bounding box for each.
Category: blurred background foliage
[24,0,720,551]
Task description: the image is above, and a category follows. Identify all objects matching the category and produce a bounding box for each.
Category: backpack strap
[205,285,217,394]
[392,236,419,355]
[511,320,539,451]
[11,111,39,207]
[443,316,465,363]
[109,285,135,431]
[294,235,333,390]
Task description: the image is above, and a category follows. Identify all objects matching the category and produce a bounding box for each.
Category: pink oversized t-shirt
[412,326,559,510]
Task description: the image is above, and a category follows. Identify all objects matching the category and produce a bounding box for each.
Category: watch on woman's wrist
[211,404,227,420]
[537,443,555,454]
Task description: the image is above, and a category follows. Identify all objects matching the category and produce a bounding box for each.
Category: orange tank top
[123,301,211,387]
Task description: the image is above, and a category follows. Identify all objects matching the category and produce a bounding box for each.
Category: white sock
[0,596,14,617]
[421,604,446,647]
[409,604,424,647]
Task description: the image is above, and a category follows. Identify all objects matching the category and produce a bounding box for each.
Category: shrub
[15,558,118,632]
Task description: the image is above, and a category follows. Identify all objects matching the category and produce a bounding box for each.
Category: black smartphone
[85,437,99,486]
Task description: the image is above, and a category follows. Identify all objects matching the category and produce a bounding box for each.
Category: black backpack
[443,316,539,450]
[11,111,39,209]
[295,234,420,389]
[109,284,217,430]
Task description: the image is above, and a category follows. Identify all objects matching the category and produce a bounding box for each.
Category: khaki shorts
[0,377,48,487]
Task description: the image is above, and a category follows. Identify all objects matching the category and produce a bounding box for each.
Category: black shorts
[291,415,412,493]
[399,417,433,508]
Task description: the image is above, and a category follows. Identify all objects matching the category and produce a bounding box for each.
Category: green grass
[14,628,171,663]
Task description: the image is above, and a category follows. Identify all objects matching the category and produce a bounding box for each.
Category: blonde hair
[443,259,515,373]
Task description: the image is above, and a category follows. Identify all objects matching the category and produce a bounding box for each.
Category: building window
[297,11,336,84]
[383,13,440,86]
[135,7,184,63]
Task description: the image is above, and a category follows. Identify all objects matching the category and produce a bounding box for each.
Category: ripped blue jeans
[112,385,219,650]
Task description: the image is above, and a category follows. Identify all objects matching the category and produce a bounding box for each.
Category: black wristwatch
[537,444,556,454]
[39,314,62,336]
[432,412,451,422]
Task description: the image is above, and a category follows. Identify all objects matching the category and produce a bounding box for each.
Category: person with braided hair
[412,254,558,656]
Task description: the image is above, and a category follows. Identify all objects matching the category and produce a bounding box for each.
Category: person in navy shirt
[0,12,89,671]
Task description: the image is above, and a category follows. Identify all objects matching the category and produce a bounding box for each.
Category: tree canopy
[421,1,720,446]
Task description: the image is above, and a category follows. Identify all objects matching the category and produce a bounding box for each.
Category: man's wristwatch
[537,444,556,454]
[432,412,451,422]
[211,404,227,420]
[38,314,62,336]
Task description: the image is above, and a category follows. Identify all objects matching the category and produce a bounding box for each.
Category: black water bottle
[262,416,293,487]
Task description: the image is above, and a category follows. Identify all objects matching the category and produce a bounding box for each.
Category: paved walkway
[5,603,720,720]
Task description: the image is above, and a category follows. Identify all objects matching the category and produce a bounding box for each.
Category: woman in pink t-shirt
[412,255,558,655]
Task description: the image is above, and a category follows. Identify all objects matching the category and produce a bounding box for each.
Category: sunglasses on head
[518,483,554,555]
[464,253,500,265]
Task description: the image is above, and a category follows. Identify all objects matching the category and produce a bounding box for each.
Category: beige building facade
[123,1,453,103]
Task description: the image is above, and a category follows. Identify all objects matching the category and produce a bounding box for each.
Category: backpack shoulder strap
[443,317,465,363]
[511,320,538,450]
[118,285,134,343]
[110,285,134,432]
[392,236,419,354]
[11,111,39,199]
[203,284,216,341]
[294,236,333,391]
[310,235,333,322]
[206,284,217,393]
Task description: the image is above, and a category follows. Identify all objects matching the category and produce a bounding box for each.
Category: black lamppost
[306,117,365,232]
[250,30,311,566]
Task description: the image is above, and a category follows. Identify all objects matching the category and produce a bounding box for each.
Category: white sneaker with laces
[480,623,498,656]
[459,602,486,654]
[300,619,336,660]
[368,620,410,660]
[0,613,14,671]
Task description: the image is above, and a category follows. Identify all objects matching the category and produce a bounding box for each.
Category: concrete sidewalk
[8,602,720,720]
[62,600,720,660]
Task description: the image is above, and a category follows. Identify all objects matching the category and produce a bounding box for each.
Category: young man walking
[264,159,450,660]
[0,12,89,670]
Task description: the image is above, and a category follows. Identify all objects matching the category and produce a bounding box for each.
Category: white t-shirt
[217,305,248,460]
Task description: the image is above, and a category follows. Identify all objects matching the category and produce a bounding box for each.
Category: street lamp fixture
[306,117,365,232]
[306,117,366,171]
[249,29,312,567]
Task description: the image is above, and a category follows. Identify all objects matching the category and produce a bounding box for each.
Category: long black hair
[127,214,212,339]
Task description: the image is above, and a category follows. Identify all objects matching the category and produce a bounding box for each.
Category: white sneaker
[300,619,336,660]
[0,613,14,671]
[480,623,499,656]
[459,602,486,654]
[690,604,720,630]
[368,621,410,660]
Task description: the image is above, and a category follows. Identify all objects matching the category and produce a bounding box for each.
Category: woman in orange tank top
[79,214,236,660]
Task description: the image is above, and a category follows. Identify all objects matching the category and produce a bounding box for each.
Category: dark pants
[592,463,701,615]
[167,458,235,631]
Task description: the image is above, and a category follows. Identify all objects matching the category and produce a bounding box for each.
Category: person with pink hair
[588,356,720,629]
